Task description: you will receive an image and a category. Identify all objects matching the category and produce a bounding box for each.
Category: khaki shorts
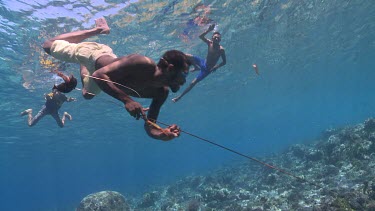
[50,40,117,95]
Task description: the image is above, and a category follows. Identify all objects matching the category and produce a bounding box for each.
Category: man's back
[97,54,162,98]
[45,89,68,110]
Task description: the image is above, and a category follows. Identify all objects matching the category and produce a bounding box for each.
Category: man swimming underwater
[20,71,77,127]
[173,24,226,102]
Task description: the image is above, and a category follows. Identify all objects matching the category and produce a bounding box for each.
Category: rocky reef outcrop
[77,190,130,211]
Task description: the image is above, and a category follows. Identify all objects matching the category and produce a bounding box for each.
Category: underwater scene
[1,0,375,210]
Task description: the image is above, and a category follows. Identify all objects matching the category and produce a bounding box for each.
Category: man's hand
[145,121,181,141]
[51,69,64,77]
[159,124,181,141]
[56,72,64,77]
[190,66,200,72]
[125,101,145,120]
[208,24,215,31]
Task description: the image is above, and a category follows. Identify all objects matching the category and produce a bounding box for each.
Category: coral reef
[77,190,130,211]
[108,118,375,210]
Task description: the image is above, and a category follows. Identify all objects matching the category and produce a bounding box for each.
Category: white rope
[83,74,141,98]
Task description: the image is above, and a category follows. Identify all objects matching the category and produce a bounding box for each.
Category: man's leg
[80,65,96,99]
[20,107,46,127]
[42,17,110,54]
[172,57,208,102]
[61,112,72,127]
[172,79,198,102]
[51,111,72,128]
[42,18,113,100]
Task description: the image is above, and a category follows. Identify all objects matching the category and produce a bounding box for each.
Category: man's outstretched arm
[53,70,71,83]
[91,62,145,119]
[199,24,215,44]
[145,92,180,141]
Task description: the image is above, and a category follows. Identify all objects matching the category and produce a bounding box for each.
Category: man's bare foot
[20,109,32,116]
[172,97,180,103]
[95,17,110,34]
[64,112,72,121]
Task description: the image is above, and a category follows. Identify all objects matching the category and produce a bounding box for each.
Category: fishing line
[85,74,331,192]
[103,96,327,191]
[83,74,141,98]
[150,118,329,191]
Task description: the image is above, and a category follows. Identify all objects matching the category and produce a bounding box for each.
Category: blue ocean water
[0,0,374,210]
